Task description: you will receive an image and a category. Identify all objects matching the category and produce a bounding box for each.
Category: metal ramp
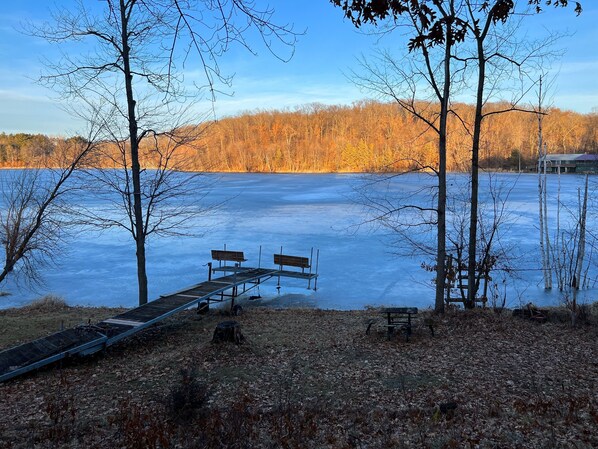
[0,264,315,383]
[0,328,108,383]
[99,267,278,345]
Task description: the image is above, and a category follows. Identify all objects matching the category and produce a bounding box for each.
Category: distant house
[538,153,598,174]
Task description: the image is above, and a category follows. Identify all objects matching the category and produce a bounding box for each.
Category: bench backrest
[384,307,418,315]
[211,250,246,262]
[274,254,310,269]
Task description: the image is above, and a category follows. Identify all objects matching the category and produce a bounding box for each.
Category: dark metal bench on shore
[382,307,418,341]
[366,307,432,341]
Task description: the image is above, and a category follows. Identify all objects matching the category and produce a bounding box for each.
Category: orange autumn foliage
[2,101,596,172]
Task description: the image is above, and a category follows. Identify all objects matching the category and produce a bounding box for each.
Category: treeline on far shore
[1,101,597,173]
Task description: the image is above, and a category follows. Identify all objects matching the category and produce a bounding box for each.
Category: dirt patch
[0,306,597,448]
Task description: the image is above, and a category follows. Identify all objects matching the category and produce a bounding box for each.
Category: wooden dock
[0,266,316,383]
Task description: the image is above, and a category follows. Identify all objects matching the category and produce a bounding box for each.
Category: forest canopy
[1,101,596,173]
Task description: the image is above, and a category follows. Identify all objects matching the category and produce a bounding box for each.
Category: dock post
[277,245,283,291]
[314,249,320,291]
[258,245,262,268]
[308,247,314,289]
[446,254,453,304]
[230,264,238,313]
[207,262,212,281]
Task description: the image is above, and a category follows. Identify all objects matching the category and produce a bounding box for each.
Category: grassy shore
[0,296,126,350]
[0,300,597,448]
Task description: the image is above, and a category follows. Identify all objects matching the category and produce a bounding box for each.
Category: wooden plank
[215,268,274,281]
[156,295,208,306]
[185,288,219,296]
[274,254,310,269]
[94,322,136,338]
[117,311,162,322]
[382,307,418,314]
[211,265,252,273]
[103,318,144,327]
[211,250,246,262]
[277,270,317,280]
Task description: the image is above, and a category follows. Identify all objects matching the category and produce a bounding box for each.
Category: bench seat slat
[274,254,310,269]
[211,250,247,262]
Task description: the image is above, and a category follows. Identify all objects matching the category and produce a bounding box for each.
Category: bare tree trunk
[120,0,148,305]
[537,77,552,290]
[434,24,455,314]
[538,160,548,287]
[572,175,588,326]
[544,152,552,286]
[554,154,563,290]
[466,36,486,309]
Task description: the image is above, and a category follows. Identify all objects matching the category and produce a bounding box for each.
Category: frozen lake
[1,172,596,310]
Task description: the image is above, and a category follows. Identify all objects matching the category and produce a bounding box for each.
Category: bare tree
[0,134,98,286]
[456,0,580,308]
[332,0,582,311]
[332,0,470,313]
[461,173,517,305]
[545,173,591,325]
[352,168,442,261]
[571,175,589,325]
[353,170,516,309]
[33,0,297,305]
[74,123,218,242]
[537,76,553,290]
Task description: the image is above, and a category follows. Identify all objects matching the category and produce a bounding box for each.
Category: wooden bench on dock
[274,254,310,273]
[211,250,247,267]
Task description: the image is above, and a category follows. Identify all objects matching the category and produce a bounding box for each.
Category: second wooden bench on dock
[274,253,310,273]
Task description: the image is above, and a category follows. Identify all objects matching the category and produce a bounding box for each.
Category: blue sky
[0,1,597,135]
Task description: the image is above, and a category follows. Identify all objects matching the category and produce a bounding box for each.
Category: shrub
[23,295,69,312]
[165,367,210,424]
[42,373,78,445]
[109,397,172,449]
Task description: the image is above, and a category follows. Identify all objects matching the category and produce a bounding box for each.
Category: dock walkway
[0,266,313,383]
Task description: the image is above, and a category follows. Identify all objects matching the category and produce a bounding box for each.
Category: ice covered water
[1,171,595,310]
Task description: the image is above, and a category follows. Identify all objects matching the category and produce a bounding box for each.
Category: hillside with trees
[1,101,596,173]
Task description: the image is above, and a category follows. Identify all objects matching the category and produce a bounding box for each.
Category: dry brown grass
[21,295,70,311]
[0,304,597,448]
[0,297,126,350]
